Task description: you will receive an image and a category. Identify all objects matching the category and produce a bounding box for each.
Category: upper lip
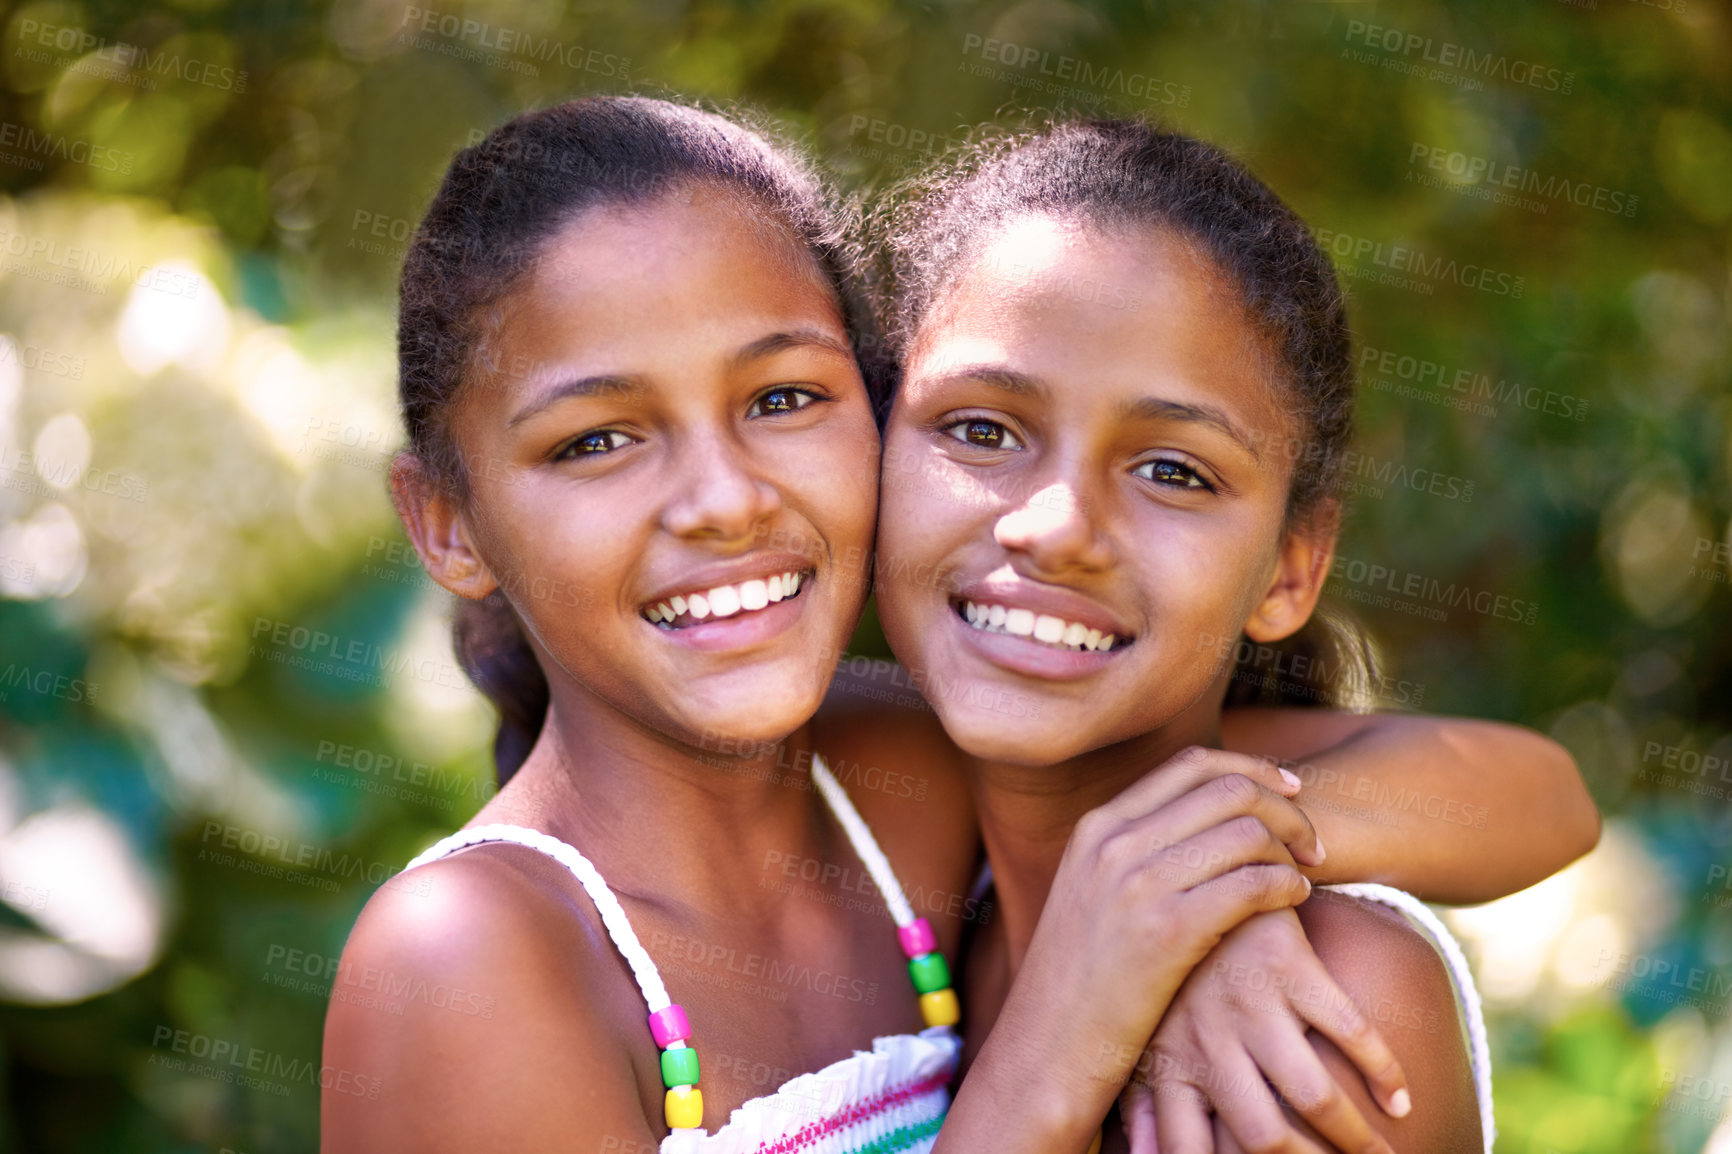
[639,552,816,608]
[951,571,1136,640]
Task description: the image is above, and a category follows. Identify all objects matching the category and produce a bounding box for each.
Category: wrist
[951,1012,1117,1151]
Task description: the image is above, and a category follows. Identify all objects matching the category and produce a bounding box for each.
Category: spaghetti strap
[403,822,676,1013]
[400,759,961,1152]
[402,753,928,1013]
[810,755,919,928]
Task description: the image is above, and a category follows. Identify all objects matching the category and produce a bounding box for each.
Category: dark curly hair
[396,95,883,785]
[874,116,1380,709]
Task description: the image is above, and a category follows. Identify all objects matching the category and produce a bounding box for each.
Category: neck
[494,681,834,922]
[973,718,1222,977]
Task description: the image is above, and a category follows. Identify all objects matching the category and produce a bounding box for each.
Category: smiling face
[409,184,880,753]
[876,215,1332,765]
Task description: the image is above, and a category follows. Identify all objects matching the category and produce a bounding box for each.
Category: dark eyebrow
[506,330,854,429]
[727,329,856,370]
[506,375,643,428]
[919,364,1262,464]
[1118,396,1263,463]
[916,365,1051,399]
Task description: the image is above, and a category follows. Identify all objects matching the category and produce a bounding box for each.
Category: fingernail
[1277,766,1302,791]
[1389,1088,1411,1117]
[1313,835,1326,863]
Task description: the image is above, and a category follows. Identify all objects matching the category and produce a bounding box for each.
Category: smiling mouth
[643,569,813,630]
[952,599,1132,653]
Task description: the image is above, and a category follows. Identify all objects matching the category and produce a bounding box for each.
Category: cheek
[874,431,940,569]
[790,412,881,551]
[472,477,636,614]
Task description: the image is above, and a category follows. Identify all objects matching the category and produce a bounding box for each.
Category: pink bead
[898,918,937,960]
[648,1004,691,1048]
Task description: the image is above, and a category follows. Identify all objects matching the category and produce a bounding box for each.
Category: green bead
[908,952,951,995]
[660,1046,700,1088]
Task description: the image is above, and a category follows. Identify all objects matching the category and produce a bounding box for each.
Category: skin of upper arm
[320,852,660,1154]
[1221,707,1601,890]
[1291,891,1483,1154]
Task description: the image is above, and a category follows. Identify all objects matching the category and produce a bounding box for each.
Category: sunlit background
[0,1,1727,1150]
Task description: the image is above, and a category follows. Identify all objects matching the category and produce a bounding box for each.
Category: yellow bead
[1085,1127,1102,1154]
[919,987,960,1028]
[664,1084,703,1129]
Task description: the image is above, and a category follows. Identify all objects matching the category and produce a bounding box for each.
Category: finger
[1147,817,1299,897]
[1286,967,1411,1122]
[1178,864,1313,940]
[1212,1111,1245,1154]
[1119,1075,1160,1154]
[1098,747,1303,824]
[1127,774,1324,869]
[1249,1031,1394,1154]
[1208,1049,1331,1154]
[1151,1078,1214,1154]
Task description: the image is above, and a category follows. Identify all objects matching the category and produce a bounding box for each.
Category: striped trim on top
[751,1071,951,1154]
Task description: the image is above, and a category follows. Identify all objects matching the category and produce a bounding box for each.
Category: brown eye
[557,430,633,458]
[943,419,1023,451]
[1133,457,1212,491]
[748,387,818,417]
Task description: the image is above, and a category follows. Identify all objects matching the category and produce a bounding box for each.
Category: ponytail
[1222,602,1386,712]
[452,593,547,786]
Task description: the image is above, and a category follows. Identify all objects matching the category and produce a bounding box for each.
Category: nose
[993,480,1115,575]
[660,433,784,544]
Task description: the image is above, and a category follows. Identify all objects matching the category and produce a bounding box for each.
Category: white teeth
[959,600,1126,653]
[708,585,742,618]
[643,570,807,627]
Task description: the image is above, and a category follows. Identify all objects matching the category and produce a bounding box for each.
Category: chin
[670,676,826,752]
[925,700,1066,766]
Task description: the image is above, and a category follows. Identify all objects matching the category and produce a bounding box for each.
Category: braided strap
[810,754,917,927]
[405,823,673,1011]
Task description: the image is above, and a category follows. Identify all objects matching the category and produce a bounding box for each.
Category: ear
[1243,504,1338,644]
[389,453,499,601]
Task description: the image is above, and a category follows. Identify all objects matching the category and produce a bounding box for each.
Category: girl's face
[876,216,1328,765]
[416,186,880,752]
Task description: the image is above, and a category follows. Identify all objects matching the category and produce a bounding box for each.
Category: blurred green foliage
[0,0,1727,1151]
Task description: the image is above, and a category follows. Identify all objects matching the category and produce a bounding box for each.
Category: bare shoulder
[1295,890,1484,1153]
[321,845,659,1153]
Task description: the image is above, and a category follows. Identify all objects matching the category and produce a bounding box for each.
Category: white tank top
[402,755,960,1154]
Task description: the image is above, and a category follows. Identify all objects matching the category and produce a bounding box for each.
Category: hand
[1117,908,1410,1154]
[983,748,1325,1145]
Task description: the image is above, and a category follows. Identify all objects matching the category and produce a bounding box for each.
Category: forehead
[910,215,1288,433]
[486,185,844,364]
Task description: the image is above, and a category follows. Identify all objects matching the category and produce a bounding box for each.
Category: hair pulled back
[878,117,1380,709]
[397,95,881,784]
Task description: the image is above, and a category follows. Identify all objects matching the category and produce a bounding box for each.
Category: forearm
[935,950,1164,1154]
[1223,710,1599,903]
